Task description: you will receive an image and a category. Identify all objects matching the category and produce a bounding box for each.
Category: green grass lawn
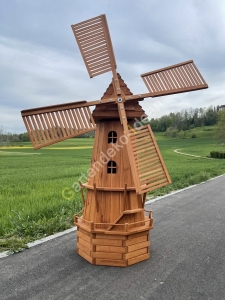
[1,129,225,252]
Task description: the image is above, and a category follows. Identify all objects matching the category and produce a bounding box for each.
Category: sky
[0,0,225,133]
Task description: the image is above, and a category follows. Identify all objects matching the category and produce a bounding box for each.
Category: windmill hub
[21,14,208,267]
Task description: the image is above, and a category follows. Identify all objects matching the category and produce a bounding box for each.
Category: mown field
[1,127,225,252]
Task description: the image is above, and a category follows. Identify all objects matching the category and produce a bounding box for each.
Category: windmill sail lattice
[141,60,208,97]
[71,14,116,78]
[22,101,96,149]
[127,125,171,194]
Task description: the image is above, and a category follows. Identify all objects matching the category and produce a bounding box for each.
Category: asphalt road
[1,176,225,300]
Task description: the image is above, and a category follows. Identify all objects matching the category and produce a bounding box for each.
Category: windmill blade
[116,101,171,195]
[126,124,171,194]
[141,60,208,97]
[21,101,96,149]
[71,14,117,78]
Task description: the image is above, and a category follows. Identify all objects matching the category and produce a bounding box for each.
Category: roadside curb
[1,173,224,259]
[145,173,225,205]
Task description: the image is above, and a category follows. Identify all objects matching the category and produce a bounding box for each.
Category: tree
[214,110,225,145]
[0,126,5,146]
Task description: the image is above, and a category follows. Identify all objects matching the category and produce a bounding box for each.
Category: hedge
[210,151,225,159]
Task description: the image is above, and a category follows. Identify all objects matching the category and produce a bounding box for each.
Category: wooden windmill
[21,14,208,267]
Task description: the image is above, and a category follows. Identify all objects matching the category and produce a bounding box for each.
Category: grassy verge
[1,130,225,252]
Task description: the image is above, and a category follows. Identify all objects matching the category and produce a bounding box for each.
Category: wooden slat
[71,14,116,78]
[141,60,208,97]
[23,116,37,147]
[21,104,96,150]
[32,115,47,143]
[127,124,171,194]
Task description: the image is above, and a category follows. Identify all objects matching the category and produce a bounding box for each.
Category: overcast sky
[0,0,225,133]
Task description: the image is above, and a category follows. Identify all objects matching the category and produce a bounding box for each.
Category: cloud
[0,0,225,133]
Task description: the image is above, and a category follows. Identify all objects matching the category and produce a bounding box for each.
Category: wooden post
[124,183,127,211]
[79,181,85,206]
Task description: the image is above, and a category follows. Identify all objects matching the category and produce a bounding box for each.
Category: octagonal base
[76,227,151,267]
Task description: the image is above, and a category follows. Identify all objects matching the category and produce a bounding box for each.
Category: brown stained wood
[125,247,148,260]
[43,113,55,139]
[141,180,169,193]
[77,248,94,264]
[132,139,155,153]
[192,62,207,83]
[32,115,47,143]
[78,237,93,250]
[71,14,116,78]
[136,156,160,168]
[78,227,94,238]
[145,76,155,93]
[141,60,208,97]
[77,231,92,243]
[39,114,51,141]
[83,45,108,58]
[55,111,67,137]
[78,108,88,129]
[74,108,84,130]
[95,258,126,267]
[95,234,126,240]
[125,235,148,246]
[160,71,171,90]
[128,253,150,266]
[139,169,165,181]
[77,242,92,257]
[20,13,209,267]
[64,110,74,135]
[92,252,123,260]
[21,101,87,116]
[51,113,62,138]
[173,67,185,87]
[96,245,127,253]
[48,114,60,139]
[89,59,111,70]
[32,127,95,150]
[127,241,149,253]
[83,107,92,128]
[139,167,164,179]
[22,103,96,149]
[80,35,105,47]
[166,70,178,89]
[80,186,85,206]
[24,117,38,147]
[142,193,147,207]
[147,125,171,183]
[123,209,144,214]
[92,239,123,247]
[135,152,159,162]
[141,175,167,186]
[183,64,197,85]
[141,60,193,76]
[130,126,149,135]
[133,146,156,156]
[187,64,201,85]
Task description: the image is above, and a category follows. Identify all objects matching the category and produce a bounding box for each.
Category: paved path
[1,176,225,300]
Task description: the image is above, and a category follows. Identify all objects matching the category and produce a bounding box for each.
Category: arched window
[108,131,117,143]
[107,161,117,174]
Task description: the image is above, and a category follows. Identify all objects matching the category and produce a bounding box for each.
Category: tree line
[148,106,219,133]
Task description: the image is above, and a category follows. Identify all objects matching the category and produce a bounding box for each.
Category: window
[107,161,117,174]
[108,131,117,143]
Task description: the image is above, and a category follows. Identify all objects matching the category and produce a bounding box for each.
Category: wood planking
[22,106,96,149]
[141,60,208,97]
[128,124,171,194]
[84,120,146,227]
[76,227,150,267]
[71,14,116,78]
